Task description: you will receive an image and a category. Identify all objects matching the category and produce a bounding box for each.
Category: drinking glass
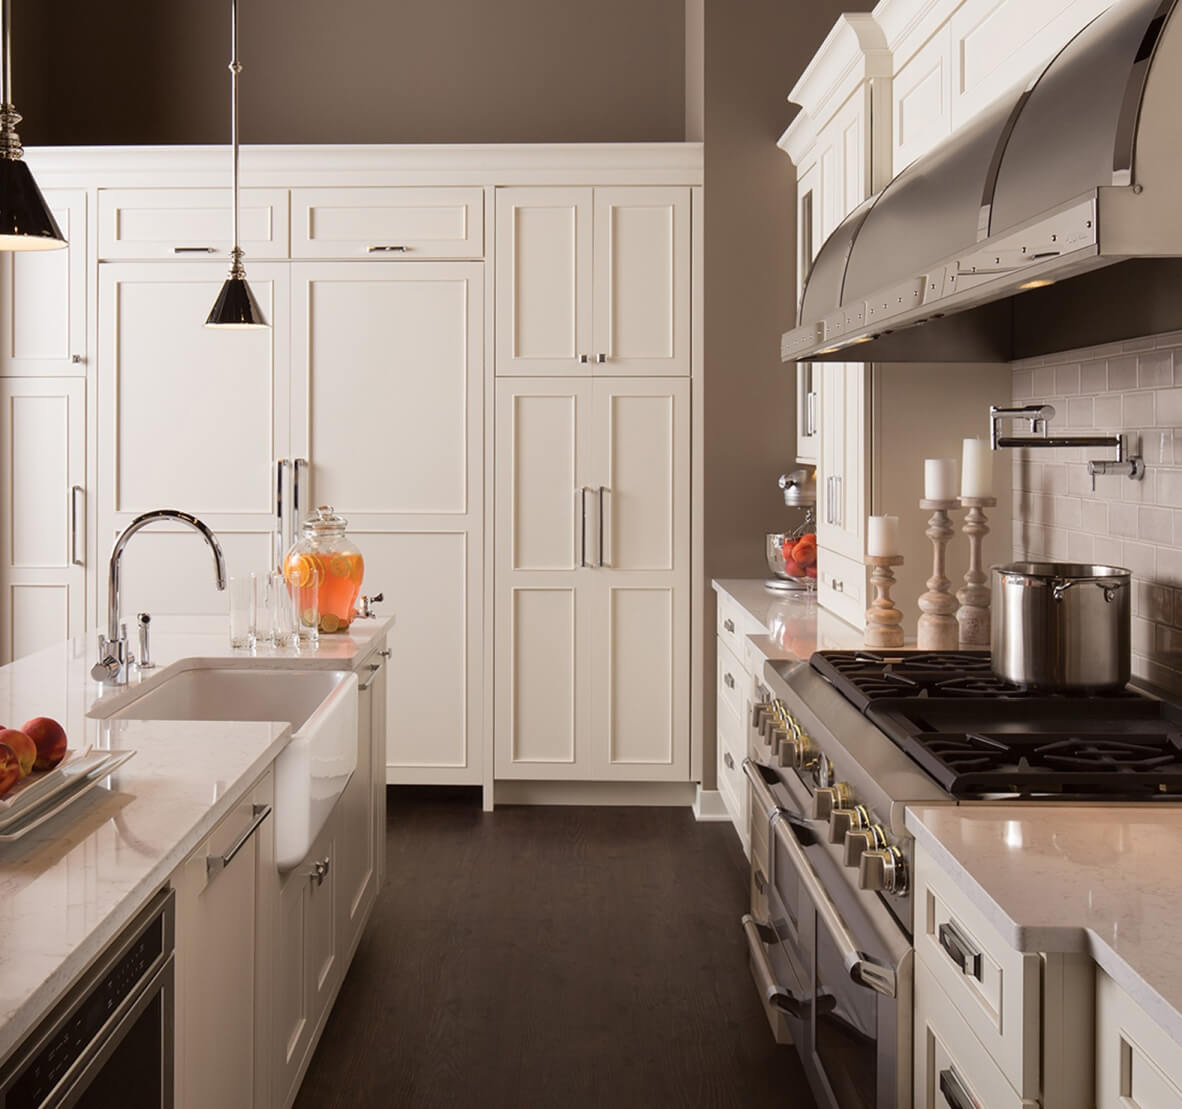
[228,574,256,649]
[267,570,300,649]
[289,559,320,647]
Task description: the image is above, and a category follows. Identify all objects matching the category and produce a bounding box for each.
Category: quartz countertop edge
[906,805,1182,1046]
[0,615,394,1065]
[712,578,863,662]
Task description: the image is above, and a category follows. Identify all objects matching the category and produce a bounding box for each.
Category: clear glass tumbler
[288,557,320,647]
[228,574,256,649]
[268,570,300,649]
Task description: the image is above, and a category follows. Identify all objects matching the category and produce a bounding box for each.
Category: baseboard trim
[492,780,698,807]
[692,787,731,822]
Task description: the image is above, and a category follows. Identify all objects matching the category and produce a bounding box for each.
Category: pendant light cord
[0,0,23,161]
[229,0,243,275]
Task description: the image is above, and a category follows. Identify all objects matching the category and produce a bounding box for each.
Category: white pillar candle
[961,437,994,499]
[867,515,900,557]
[924,458,957,501]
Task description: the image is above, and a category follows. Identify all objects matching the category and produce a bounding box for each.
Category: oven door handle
[742,914,805,1018]
[770,811,897,999]
[741,758,817,845]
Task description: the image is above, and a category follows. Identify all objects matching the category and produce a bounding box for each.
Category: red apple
[0,743,20,795]
[21,717,67,772]
[782,556,803,577]
[0,729,35,777]
[805,565,818,579]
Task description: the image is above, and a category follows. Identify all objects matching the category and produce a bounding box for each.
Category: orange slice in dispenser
[301,609,317,627]
[286,554,317,589]
[320,613,341,633]
[329,555,351,579]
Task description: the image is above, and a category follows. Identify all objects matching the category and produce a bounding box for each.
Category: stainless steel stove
[742,648,1182,1109]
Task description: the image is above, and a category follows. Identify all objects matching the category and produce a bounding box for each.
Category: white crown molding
[873,0,952,55]
[777,108,818,165]
[25,142,704,188]
[788,13,892,131]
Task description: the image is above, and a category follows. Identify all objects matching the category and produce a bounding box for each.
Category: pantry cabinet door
[290,261,483,786]
[96,262,291,631]
[494,378,595,779]
[0,377,86,663]
[0,190,87,377]
[587,378,690,780]
[495,187,593,375]
[591,187,691,376]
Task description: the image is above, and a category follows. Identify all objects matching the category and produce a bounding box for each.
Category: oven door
[770,811,912,1109]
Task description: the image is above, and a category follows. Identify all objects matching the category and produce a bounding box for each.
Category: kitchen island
[0,619,392,1106]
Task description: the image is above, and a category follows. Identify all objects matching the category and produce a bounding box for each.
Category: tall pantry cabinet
[493,186,695,783]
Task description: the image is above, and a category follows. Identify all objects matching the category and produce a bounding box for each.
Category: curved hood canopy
[783,0,1182,364]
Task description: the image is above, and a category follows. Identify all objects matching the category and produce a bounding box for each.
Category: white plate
[0,751,135,840]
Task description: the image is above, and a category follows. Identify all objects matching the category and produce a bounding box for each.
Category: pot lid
[303,504,349,532]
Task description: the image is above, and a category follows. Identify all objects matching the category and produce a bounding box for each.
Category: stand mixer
[766,469,817,592]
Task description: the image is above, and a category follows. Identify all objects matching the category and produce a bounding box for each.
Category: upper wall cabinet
[0,190,86,376]
[97,188,290,260]
[290,187,484,259]
[495,186,691,376]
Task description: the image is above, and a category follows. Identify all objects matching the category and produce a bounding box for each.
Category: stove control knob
[811,784,848,821]
[859,845,909,896]
[828,805,869,845]
[769,726,788,752]
[750,703,770,731]
[843,824,886,868]
[780,730,816,771]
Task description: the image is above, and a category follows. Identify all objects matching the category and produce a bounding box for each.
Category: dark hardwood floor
[295,788,816,1108]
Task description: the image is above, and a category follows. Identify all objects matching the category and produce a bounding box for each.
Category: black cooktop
[811,650,1181,799]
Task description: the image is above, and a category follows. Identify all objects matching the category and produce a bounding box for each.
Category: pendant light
[0,0,65,251]
[206,0,267,329]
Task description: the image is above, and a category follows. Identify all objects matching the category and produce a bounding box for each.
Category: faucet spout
[106,509,227,642]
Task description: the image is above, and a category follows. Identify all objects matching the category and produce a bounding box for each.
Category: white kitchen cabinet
[289,261,483,786]
[173,768,274,1109]
[0,190,86,377]
[1097,970,1182,1109]
[0,377,87,662]
[494,376,690,781]
[96,187,290,260]
[96,261,292,629]
[290,187,484,259]
[495,186,691,376]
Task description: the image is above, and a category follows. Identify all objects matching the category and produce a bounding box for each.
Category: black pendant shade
[0,158,65,250]
[205,272,268,329]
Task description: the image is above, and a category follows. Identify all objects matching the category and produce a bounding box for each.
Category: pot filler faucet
[989,404,1146,491]
[92,509,227,685]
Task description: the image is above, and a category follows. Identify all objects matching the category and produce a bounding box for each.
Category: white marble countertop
[712,578,864,662]
[0,616,393,1064]
[908,805,1182,1044]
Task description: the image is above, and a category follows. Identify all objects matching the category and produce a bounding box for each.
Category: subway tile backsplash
[1011,332,1182,693]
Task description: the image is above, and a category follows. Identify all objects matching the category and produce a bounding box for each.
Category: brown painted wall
[20,0,685,146]
[700,0,870,787]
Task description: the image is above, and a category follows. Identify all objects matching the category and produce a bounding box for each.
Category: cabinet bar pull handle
[207,803,271,877]
[597,485,606,568]
[70,485,84,566]
[579,487,589,568]
[938,1068,975,1109]
[173,246,218,253]
[938,921,983,981]
[367,245,409,253]
[359,654,388,691]
[274,459,288,570]
[292,458,307,551]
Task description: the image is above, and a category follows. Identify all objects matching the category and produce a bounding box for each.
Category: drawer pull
[207,804,271,877]
[938,921,983,981]
[724,672,736,690]
[368,244,409,253]
[724,751,735,770]
[938,1068,975,1109]
[724,618,735,633]
[173,245,218,253]
[742,914,804,1018]
[753,867,767,893]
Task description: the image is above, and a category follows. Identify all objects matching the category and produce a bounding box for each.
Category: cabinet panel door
[591,187,691,376]
[588,378,689,780]
[495,187,592,375]
[291,262,481,517]
[97,187,289,260]
[894,33,951,173]
[274,865,311,1108]
[494,379,594,778]
[0,190,86,377]
[817,363,866,564]
[291,187,483,259]
[0,378,86,662]
[97,262,290,631]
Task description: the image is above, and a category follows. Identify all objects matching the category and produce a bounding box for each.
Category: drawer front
[915,959,1035,1109]
[717,696,748,851]
[716,636,747,722]
[98,188,290,259]
[291,187,484,259]
[1097,971,1182,1109]
[916,847,1042,1098]
[817,547,866,629]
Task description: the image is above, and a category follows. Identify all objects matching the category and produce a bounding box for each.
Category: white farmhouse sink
[92,667,358,871]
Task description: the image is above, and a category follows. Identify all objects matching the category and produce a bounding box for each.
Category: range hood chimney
[782,0,1182,364]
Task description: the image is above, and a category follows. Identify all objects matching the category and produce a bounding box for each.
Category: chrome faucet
[92,510,227,684]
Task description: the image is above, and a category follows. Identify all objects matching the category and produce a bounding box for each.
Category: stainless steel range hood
[782,0,1182,364]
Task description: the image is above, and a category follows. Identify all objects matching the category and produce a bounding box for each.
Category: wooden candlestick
[918,499,959,651]
[957,495,997,647]
[864,554,905,649]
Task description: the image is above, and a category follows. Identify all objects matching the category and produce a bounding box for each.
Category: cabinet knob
[723,618,735,633]
[724,672,735,690]
[724,751,735,770]
[309,858,331,886]
[595,353,606,364]
[71,354,83,364]
[579,354,590,364]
